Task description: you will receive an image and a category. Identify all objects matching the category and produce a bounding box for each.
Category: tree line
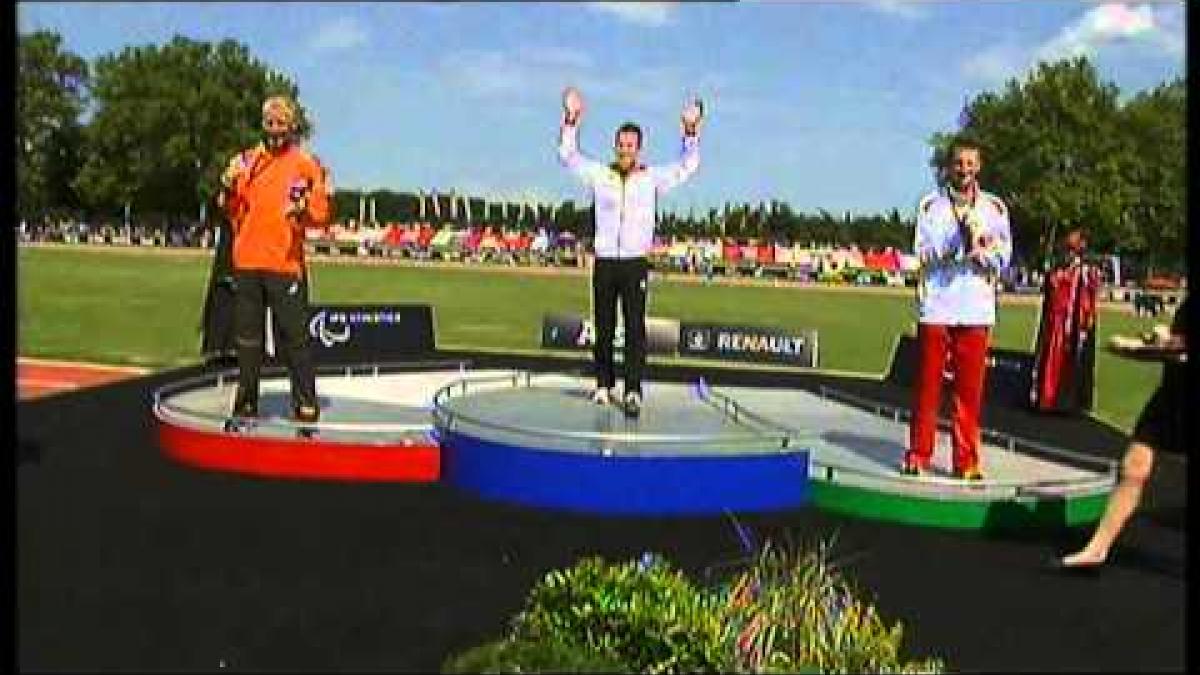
[18,31,1185,271]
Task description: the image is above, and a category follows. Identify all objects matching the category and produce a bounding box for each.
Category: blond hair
[262,96,297,124]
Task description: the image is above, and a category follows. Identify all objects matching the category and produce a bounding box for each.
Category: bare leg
[1062,442,1155,566]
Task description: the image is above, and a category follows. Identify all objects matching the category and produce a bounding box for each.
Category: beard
[949,174,978,204]
[951,172,975,190]
[264,131,290,150]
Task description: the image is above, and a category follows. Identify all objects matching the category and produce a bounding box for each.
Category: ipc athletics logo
[308,310,351,347]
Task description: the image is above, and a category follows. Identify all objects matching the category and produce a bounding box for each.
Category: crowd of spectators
[23,215,1173,295]
[304,220,586,267]
[304,220,943,286]
[18,215,208,248]
[297,221,1096,291]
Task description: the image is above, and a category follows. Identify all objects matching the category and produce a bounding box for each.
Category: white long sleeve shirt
[558,123,699,259]
[914,187,1012,326]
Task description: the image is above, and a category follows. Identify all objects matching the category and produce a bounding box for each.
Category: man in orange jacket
[219,95,331,429]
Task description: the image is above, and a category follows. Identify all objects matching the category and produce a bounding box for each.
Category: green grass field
[18,246,1168,432]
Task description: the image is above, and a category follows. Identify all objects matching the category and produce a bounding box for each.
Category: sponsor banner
[270,304,435,365]
[679,324,819,367]
[540,313,681,355]
[885,335,1035,410]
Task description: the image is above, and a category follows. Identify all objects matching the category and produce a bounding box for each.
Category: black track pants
[231,270,317,415]
[592,257,648,395]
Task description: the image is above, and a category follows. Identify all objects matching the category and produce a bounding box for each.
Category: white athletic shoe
[590,387,614,405]
[622,391,643,419]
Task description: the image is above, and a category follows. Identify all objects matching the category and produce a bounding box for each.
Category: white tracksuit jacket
[558,123,699,259]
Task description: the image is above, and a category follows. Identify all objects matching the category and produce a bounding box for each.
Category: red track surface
[17,358,150,400]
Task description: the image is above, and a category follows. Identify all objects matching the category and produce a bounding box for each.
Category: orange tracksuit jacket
[224,142,331,277]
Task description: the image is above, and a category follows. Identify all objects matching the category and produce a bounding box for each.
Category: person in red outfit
[1030,229,1101,413]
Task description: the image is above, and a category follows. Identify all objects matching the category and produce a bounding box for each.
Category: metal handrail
[152,360,468,434]
[432,371,801,449]
[815,385,1118,475]
[808,457,1114,499]
[152,362,1117,496]
[808,385,1118,496]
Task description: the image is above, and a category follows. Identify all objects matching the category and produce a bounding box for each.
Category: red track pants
[908,324,990,472]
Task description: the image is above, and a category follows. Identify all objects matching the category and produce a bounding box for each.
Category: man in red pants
[904,139,1012,480]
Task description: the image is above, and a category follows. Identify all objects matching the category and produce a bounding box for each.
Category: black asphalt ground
[17,351,1187,672]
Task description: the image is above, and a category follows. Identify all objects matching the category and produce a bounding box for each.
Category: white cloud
[961,3,1183,85]
[434,42,741,134]
[861,0,928,21]
[589,65,688,110]
[513,45,595,70]
[1037,2,1177,61]
[584,2,676,27]
[309,16,368,53]
[437,45,649,101]
[960,45,1026,85]
[439,50,529,97]
[437,47,596,101]
[1141,1,1184,57]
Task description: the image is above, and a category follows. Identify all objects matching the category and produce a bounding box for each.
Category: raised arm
[651,96,703,193]
[302,157,332,227]
[557,87,607,186]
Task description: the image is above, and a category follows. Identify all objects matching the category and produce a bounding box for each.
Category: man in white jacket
[558,86,702,418]
[905,139,1012,480]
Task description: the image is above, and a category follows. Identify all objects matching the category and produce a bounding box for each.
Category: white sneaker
[590,387,614,405]
[622,391,643,418]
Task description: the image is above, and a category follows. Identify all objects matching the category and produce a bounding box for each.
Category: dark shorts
[1132,374,1185,454]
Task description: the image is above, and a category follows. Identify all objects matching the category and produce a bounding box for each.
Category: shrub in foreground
[443,542,944,673]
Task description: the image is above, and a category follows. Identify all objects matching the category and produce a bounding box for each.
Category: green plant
[510,553,732,673]
[442,637,629,673]
[444,540,944,673]
[719,538,943,674]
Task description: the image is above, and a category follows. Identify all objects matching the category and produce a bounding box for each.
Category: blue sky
[18,1,1186,216]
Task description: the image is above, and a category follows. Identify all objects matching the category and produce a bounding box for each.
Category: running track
[17,357,150,400]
